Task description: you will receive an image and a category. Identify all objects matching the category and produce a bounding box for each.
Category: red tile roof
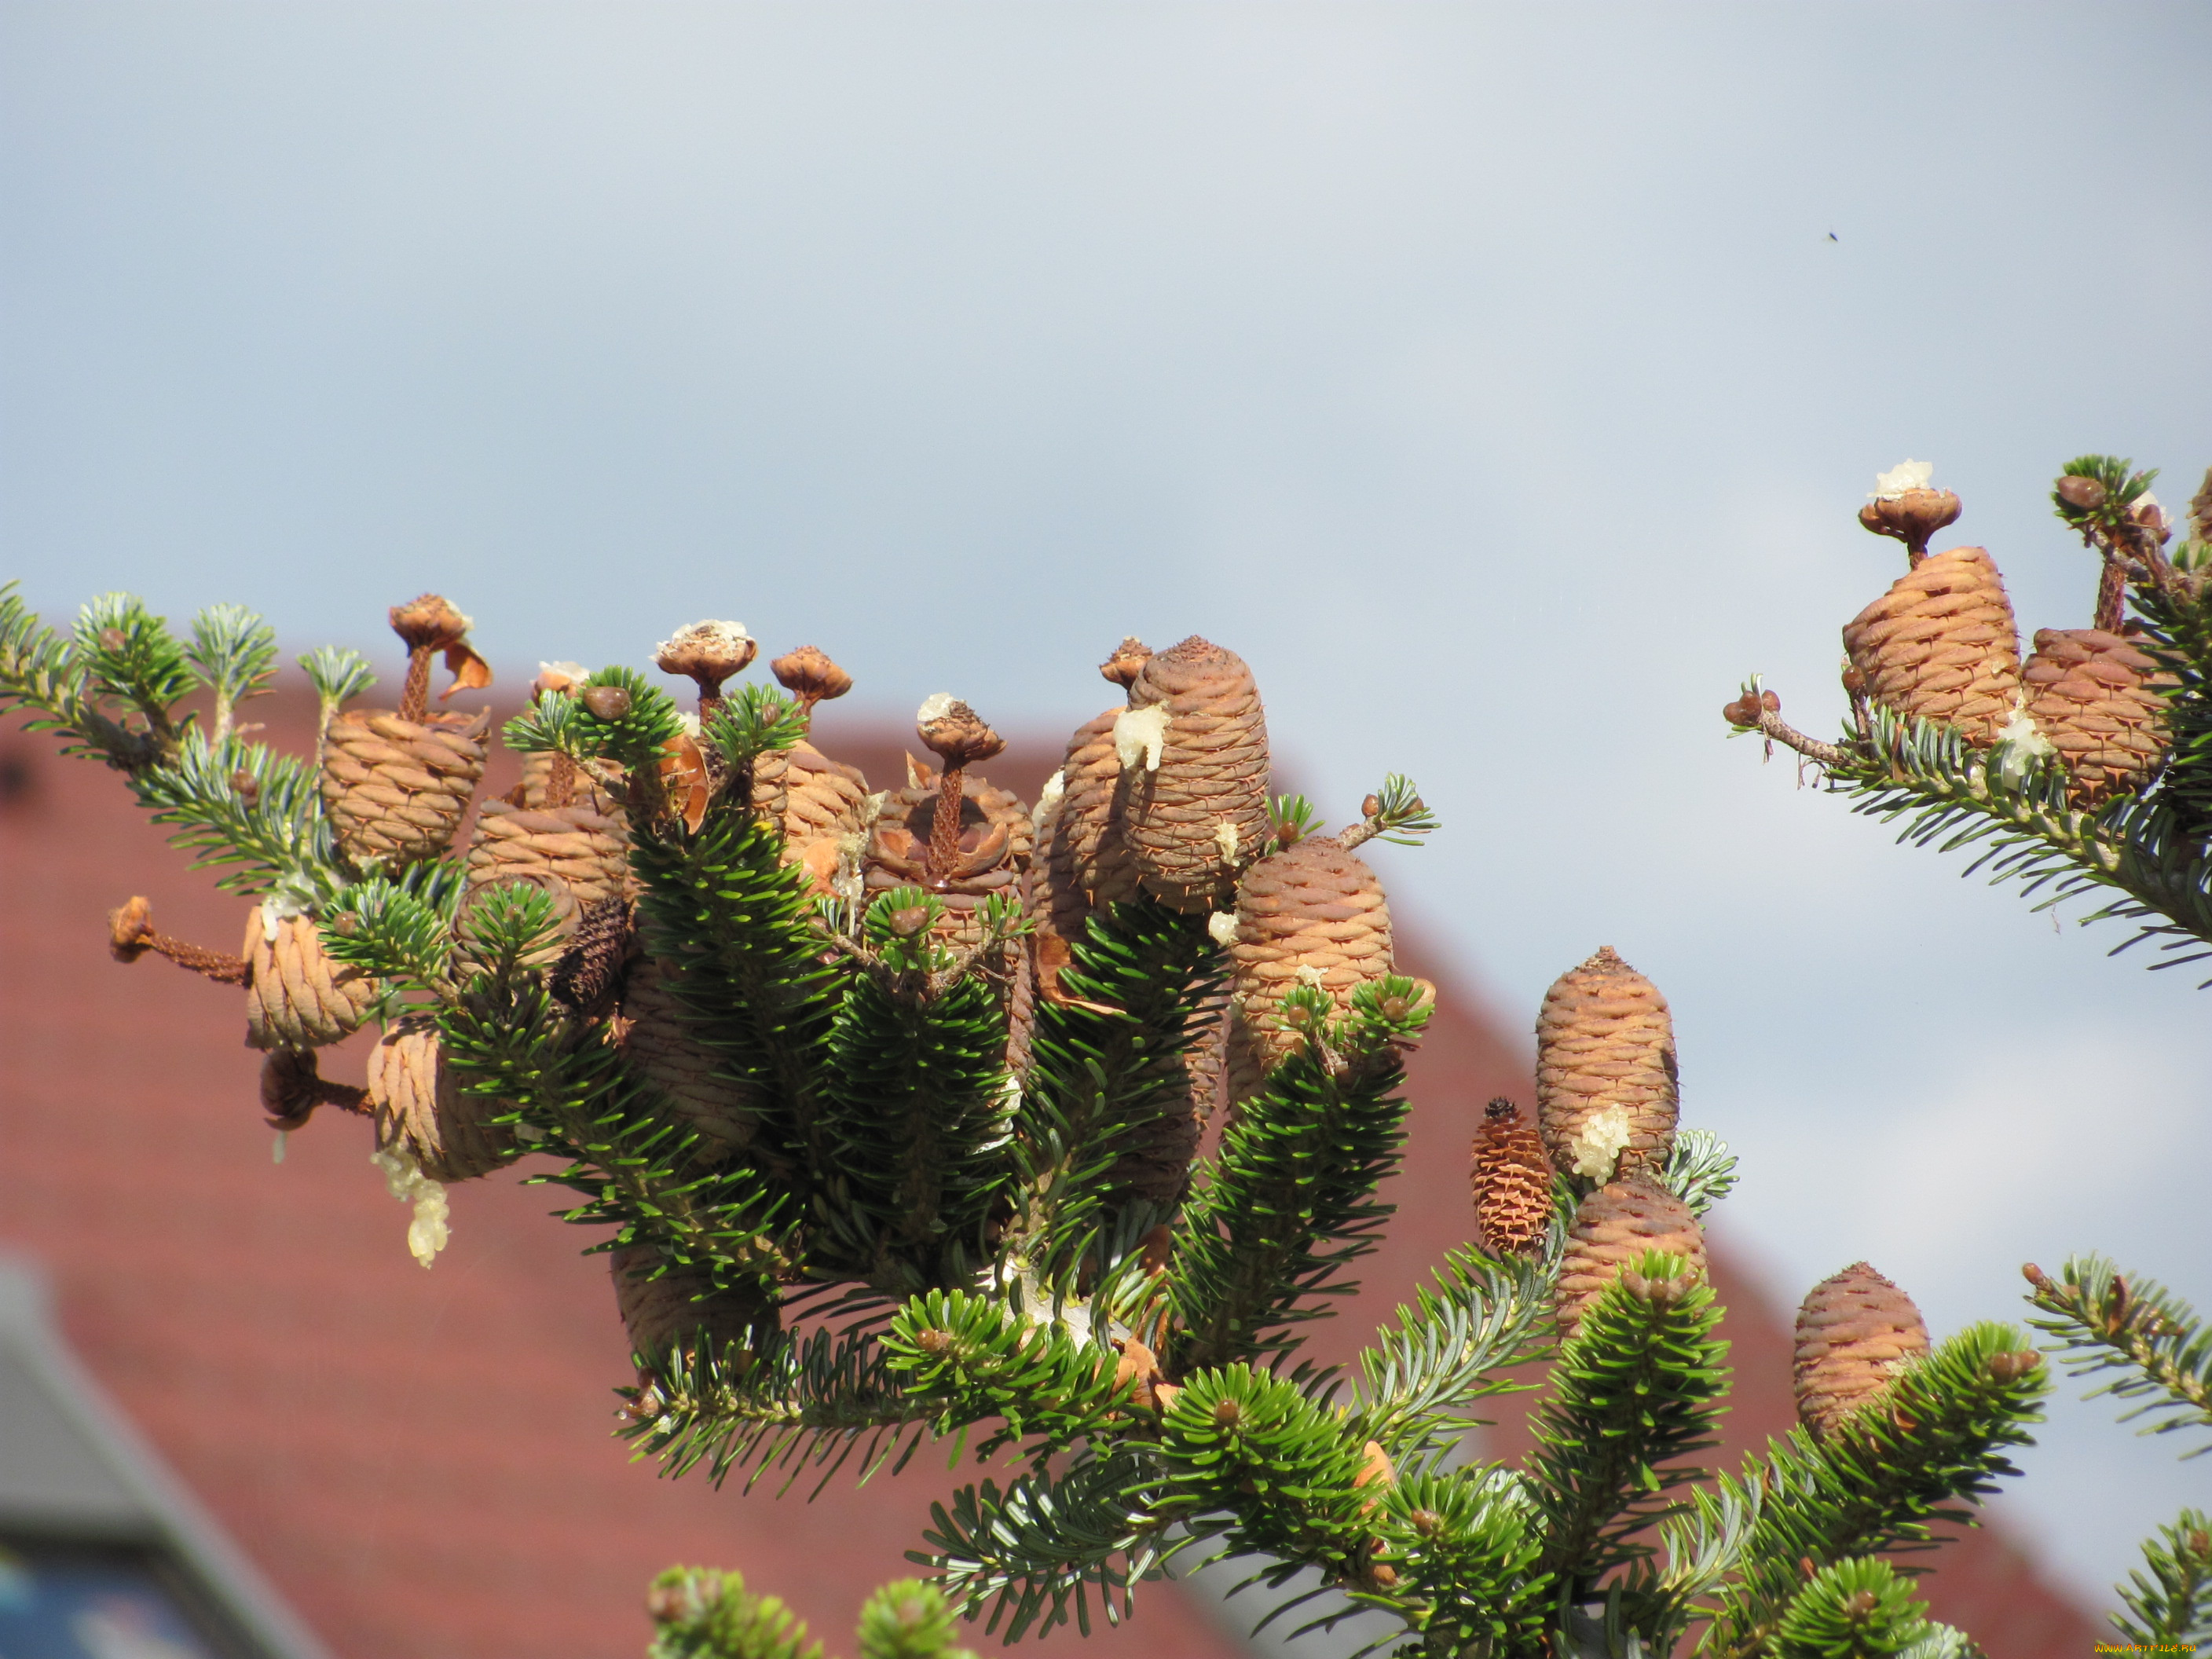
[0,694,2098,1656]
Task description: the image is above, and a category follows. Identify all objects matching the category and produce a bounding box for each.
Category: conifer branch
[2111,1509,2212,1646]
[2023,1256,2212,1454]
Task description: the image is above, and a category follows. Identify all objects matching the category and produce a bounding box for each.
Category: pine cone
[1793,1261,1929,1438]
[862,767,1033,951]
[368,1016,512,1182]
[1225,836,1393,1102]
[621,956,760,1163]
[1121,639,1272,913]
[1471,1098,1552,1258]
[1842,546,2021,748]
[320,708,489,866]
[2021,628,2174,804]
[450,869,584,980]
[1535,947,1678,1181]
[517,746,625,815]
[1555,1172,1705,1338]
[466,798,632,906]
[609,1243,771,1364]
[1059,708,1147,907]
[240,908,379,1049]
[752,741,870,897]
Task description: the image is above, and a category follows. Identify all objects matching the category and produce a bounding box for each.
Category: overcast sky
[5,1,2209,1618]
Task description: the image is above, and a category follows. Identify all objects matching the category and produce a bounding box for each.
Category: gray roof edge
[0,1254,338,1659]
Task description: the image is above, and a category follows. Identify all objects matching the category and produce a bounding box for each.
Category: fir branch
[883,1290,1132,1462]
[2111,1509,2212,1646]
[1337,775,1441,851]
[1368,1468,1547,1656]
[855,1580,977,1659]
[1017,899,1226,1298]
[2023,1256,2212,1455]
[184,603,277,742]
[72,592,195,749]
[919,1450,1168,1641]
[1661,1127,1740,1220]
[1771,1557,1933,1659]
[0,581,163,770]
[646,1566,825,1659]
[1704,1323,2048,1659]
[708,683,811,775]
[1347,1242,1558,1472]
[1525,1251,1728,1597]
[1170,977,1430,1374]
[128,728,340,903]
[322,875,460,991]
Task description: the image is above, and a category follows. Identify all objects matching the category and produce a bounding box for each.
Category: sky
[4,0,2209,1625]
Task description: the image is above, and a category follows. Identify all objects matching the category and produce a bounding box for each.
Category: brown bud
[1760,689,1780,713]
[389,594,474,651]
[913,1328,953,1356]
[97,627,129,654]
[914,696,1005,769]
[107,895,155,962]
[1100,637,1152,688]
[1361,793,1382,820]
[770,644,852,707]
[1722,698,1755,727]
[654,620,757,691]
[1987,1350,2042,1383]
[1140,1223,1174,1276]
[1841,1591,1878,1618]
[888,904,932,939]
[1211,1397,1242,1429]
[1408,1508,1443,1537]
[230,768,260,804]
[2022,1262,2051,1290]
[580,684,633,722]
[2187,1529,2211,1562]
[2056,474,2107,511]
[1859,489,1963,551]
[1841,665,1866,695]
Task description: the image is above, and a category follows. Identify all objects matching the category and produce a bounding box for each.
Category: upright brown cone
[1121,638,1272,912]
[1535,947,1678,1181]
[1793,1262,1929,1438]
[1555,1173,1705,1338]
[1058,708,1147,909]
[321,708,490,866]
[608,1244,771,1367]
[751,741,870,897]
[368,1017,513,1182]
[1842,546,2021,749]
[240,908,379,1049]
[1225,836,1393,1102]
[2021,628,2174,805]
[1471,1098,1553,1258]
[621,956,760,1163]
[467,797,632,906]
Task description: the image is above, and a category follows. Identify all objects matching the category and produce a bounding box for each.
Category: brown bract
[1555,1173,1705,1339]
[240,909,379,1050]
[1793,1261,1929,1439]
[1122,636,1272,913]
[1225,835,1394,1104]
[368,1017,512,1183]
[2021,627,2175,804]
[1842,546,2021,749]
[1534,947,1678,1180]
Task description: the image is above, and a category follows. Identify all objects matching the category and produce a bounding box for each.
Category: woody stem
[147,933,251,984]
[546,753,577,809]
[1755,709,1850,768]
[927,765,965,884]
[399,646,434,723]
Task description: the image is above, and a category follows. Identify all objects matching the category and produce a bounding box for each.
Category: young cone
[620,956,760,1163]
[608,1244,771,1367]
[1841,545,2021,749]
[1058,706,1147,910]
[1120,637,1272,913]
[1225,835,1393,1103]
[2020,627,2175,805]
[240,908,379,1050]
[1534,947,1679,1181]
[1555,1172,1706,1338]
[1793,1261,1930,1440]
[466,798,632,906]
[1471,1097,1553,1258]
[368,1016,513,1183]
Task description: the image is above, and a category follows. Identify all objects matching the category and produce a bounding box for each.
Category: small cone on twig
[1119,638,1271,913]
[1842,547,2021,749]
[1225,835,1394,1102]
[620,956,760,1163]
[240,907,379,1050]
[1555,1172,1705,1338]
[864,699,1031,952]
[368,1016,513,1183]
[320,597,492,867]
[2021,628,2174,805]
[1793,1262,1929,1439]
[1471,1098,1553,1258]
[1535,947,1679,1181]
[609,1243,771,1368]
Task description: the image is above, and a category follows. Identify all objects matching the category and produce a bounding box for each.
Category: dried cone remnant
[656,620,757,722]
[2021,628,2175,805]
[1793,1262,1929,1439]
[1842,547,2021,749]
[1535,947,1678,1181]
[1225,835,1393,1103]
[108,896,248,983]
[608,1245,771,1368]
[368,1018,512,1183]
[320,597,492,867]
[1471,1098,1553,1258]
[1121,638,1271,913]
[1555,1173,1706,1339]
[771,644,854,721]
[864,699,1032,950]
[621,957,759,1163]
[240,907,378,1049]
[1859,464,1963,568]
